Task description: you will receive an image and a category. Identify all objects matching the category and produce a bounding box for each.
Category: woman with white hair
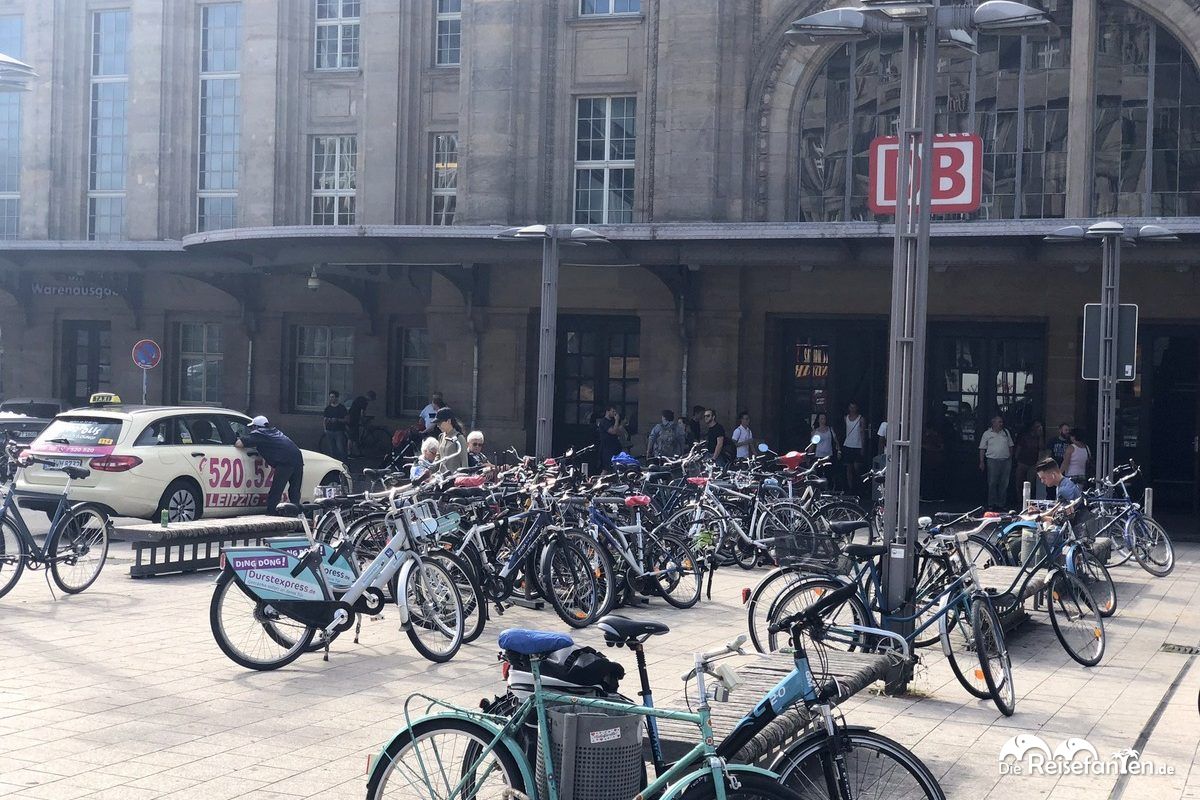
[410,437,440,481]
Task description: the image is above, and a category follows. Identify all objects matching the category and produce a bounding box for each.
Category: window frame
[573,96,637,224]
[579,0,642,17]
[196,3,241,233]
[431,132,458,225]
[310,134,358,225]
[176,321,223,406]
[434,0,461,67]
[391,326,431,418]
[87,9,131,242]
[313,0,360,71]
[292,324,355,412]
[0,15,22,239]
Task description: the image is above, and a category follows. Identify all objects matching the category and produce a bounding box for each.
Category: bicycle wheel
[971,596,1015,716]
[645,532,703,608]
[773,728,945,800]
[564,529,618,617]
[676,770,806,800]
[1107,516,1134,566]
[209,571,315,670]
[1047,570,1105,667]
[746,567,807,653]
[659,503,727,556]
[939,593,991,700]
[403,559,464,663]
[753,501,818,557]
[1130,516,1175,578]
[813,500,870,545]
[911,552,953,649]
[366,717,527,800]
[49,505,110,594]
[767,578,870,653]
[0,519,27,598]
[540,537,601,627]
[426,549,487,645]
[1072,547,1117,618]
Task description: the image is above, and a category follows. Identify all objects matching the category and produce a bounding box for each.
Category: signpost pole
[1095,232,1121,485]
[142,368,148,405]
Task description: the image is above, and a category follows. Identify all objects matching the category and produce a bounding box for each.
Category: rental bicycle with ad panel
[0,443,112,598]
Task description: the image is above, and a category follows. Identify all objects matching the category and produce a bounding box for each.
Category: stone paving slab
[1,541,1198,798]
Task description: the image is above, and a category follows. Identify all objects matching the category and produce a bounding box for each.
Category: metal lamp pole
[1094,229,1121,485]
[535,229,561,459]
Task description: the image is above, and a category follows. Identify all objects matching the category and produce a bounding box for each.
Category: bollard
[1144,487,1153,517]
[1019,481,1033,565]
[1022,480,1031,509]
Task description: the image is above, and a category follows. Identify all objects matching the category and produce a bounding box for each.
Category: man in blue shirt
[1035,457,1080,503]
[236,416,304,513]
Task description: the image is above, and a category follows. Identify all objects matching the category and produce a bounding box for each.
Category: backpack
[654,420,684,457]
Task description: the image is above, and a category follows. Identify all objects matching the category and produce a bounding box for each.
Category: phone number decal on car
[205,492,269,508]
[201,456,275,490]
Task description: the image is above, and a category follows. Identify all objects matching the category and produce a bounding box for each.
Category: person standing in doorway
[686,405,705,446]
[1061,428,1091,482]
[978,415,1015,511]
[812,412,839,483]
[1015,421,1045,502]
[1051,422,1072,466]
[322,391,349,463]
[704,409,729,466]
[731,411,755,461]
[347,390,377,452]
[420,392,445,430]
[647,410,687,459]
[842,402,867,491]
[236,416,304,513]
[596,405,625,471]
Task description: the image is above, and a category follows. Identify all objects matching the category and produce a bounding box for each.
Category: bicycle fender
[658,764,780,800]
[765,725,878,774]
[67,501,113,522]
[395,556,418,627]
[368,713,536,792]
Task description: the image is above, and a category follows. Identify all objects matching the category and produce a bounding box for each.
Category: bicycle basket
[536,706,644,800]
[774,530,847,573]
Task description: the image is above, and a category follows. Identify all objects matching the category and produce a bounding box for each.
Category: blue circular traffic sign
[132,339,162,370]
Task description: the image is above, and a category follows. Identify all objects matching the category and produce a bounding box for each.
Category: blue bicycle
[0,449,112,597]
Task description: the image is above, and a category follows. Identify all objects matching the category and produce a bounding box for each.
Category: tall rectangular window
[315,0,360,70]
[0,16,22,239]
[88,10,130,241]
[312,135,357,225]
[198,3,241,232]
[431,133,457,225]
[580,0,641,15]
[574,96,636,224]
[178,322,222,404]
[391,327,430,417]
[435,0,461,66]
[293,325,354,411]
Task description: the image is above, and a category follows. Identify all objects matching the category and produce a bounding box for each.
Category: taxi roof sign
[89,392,122,406]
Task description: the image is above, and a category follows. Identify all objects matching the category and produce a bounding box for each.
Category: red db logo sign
[868,133,983,215]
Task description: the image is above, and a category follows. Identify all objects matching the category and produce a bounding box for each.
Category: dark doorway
[60,320,112,406]
[778,318,889,454]
[926,323,1045,505]
[554,315,640,457]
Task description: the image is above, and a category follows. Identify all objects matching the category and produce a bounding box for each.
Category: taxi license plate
[50,458,84,469]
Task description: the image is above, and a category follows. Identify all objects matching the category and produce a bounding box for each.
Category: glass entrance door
[60,320,112,406]
[554,315,639,457]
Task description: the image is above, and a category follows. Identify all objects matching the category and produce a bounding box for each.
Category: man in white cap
[235,416,304,513]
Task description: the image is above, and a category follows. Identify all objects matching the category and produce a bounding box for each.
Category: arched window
[798,4,1072,222]
[796,0,1200,222]
[1093,1,1200,215]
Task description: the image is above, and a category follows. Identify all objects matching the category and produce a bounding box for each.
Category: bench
[115,516,301,578]
[976,564,1047,631]
[655,650,903,765]
[1090,536,1113,564]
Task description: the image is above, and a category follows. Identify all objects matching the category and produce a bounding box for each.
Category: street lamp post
[496,224,608,458]
[1046,222,1177,485]
[790,0,1053,692]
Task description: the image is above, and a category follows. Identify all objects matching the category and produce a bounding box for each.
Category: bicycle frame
[0,478,80,563]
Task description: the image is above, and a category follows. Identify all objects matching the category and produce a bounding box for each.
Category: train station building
[0,0,1198,509]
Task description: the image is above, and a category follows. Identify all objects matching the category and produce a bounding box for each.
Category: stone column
[1065,0,1096,219]
[241,1,281,226]
[125,0,166,241]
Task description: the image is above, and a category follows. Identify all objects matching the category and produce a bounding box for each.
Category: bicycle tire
[564,529,618,617]
[539,537,602,627]
[772,728,946,799]
[647,532,703,608]
[209,571,315,670]
[403,559,464,663]
[426,548,487,644]
[971,596,1015,716]
[752,500,819,556]
[911,552,954,649]
[767,578,870,653]
[1130,515,1175,577]
[366,716,527,800]
[1047,570,1105,667]
[0,518,27,598]
[746,566,807,653]
[1072,546,1117,618]
[1107,515,1134,566]
[939,592,991,699]
[675,770,806,800]
[49,505,110,594]
[813,500,871,545]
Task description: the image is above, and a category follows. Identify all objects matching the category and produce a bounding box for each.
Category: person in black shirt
[322,391,348,462]
[236,416,304,513]
[703,409,728,465]
[347,390,377,452]
[596,405,625,472]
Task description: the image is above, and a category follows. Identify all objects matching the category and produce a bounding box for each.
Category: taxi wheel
[158,479,202,522]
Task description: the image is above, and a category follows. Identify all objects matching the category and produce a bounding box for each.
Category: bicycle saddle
[597,615,669,646]
[624,495,651,508]
[498,628,574,657]
[60,466,90,481]
[273,502,301,517]
[845,543,887,560]
[318,496,355,509]
[826,520,869,537]
[299,502,324,514]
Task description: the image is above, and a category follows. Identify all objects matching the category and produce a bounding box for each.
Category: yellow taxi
[15,395,349,521]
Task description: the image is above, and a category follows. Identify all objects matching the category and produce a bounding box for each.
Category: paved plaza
[1,533,1198,799]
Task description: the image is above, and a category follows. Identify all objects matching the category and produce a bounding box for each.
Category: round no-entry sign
[132,339,162,370]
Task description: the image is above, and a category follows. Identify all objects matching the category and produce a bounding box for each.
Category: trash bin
[536,706,644,800]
